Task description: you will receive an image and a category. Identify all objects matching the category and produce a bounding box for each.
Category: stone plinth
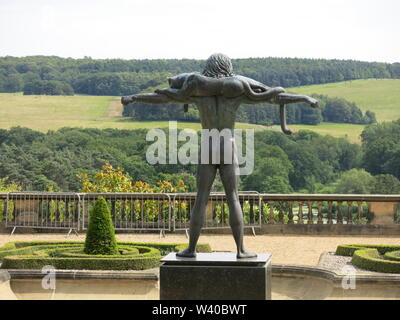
[160,252,271,300]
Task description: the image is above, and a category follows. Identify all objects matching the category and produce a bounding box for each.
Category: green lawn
[0,93,115,131]
[291,79,400,122]
[285,123,365,143]
[0,93,263,132]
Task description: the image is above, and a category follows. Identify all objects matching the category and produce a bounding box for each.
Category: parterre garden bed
[0,241,211,270]
[336,244,400,273]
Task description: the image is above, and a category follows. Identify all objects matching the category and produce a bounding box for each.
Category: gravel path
[318,252,360,272]
[1,233,399,266]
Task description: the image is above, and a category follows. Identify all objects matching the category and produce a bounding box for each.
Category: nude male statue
[121,53,318,258]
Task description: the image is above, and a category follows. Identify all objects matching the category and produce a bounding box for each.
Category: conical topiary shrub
[84,197,119,255]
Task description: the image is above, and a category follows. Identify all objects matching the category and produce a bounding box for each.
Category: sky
[0,0,399,62]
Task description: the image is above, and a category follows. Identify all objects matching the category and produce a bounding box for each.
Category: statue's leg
[219,161,257,258]
[176,164,217,258]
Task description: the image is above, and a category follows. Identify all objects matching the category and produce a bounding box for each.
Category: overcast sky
[0,0,399,62]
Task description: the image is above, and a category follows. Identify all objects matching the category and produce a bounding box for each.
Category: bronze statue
[122,53,318,258]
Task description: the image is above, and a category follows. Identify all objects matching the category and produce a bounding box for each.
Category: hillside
[291,79,400,122]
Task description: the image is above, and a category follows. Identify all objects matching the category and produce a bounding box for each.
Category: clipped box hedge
[352,249,400,274]
[1,249,161,270]
[335,244,400,256]
[336,244,400,274]
[0,241,212,270]
[384,250,400,262]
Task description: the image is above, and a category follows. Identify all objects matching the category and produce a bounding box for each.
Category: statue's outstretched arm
[121,92,194,105]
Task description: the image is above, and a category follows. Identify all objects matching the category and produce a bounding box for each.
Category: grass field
[1,79,398,144]
[0,93,263,132]
[286,123,365,143]
[291,79,400,122]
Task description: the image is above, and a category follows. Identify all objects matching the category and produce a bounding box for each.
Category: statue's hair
[202,53,233,78]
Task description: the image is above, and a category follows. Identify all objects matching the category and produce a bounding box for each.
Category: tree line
[0,124,398,194]
[0,55,399,96]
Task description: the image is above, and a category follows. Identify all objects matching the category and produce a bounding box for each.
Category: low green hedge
[351,248,400,273]
[335,244,400,256]
[336,244,400,273]
[114,242,212,255]
[384,250,400,262]
[38,245,140,258]
[0,241,212,270]
[0,243,82,260]
[1,254,161,270]
[174,243,212,254]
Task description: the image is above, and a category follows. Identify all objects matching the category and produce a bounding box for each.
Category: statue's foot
[237,249,257,259]
[176,248,197,258]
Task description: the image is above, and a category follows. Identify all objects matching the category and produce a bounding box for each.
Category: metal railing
[5,192,81,235]
[80,193,171,233]
[0,192,399,234]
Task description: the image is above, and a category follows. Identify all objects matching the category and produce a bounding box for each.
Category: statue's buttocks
[194,96,242,130]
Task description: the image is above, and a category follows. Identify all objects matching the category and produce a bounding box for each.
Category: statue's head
[202,53,233,78]
[168,72,191,89]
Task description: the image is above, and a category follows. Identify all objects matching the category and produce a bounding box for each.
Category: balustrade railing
[260,195,382,225]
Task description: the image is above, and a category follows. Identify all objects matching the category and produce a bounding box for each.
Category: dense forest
[123,94,376,126]
[0,55,399,96]
[0,124,399,194]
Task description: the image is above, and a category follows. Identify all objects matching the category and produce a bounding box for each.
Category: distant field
[284,123,365,143]
[291,79,400,122]
[0,93,114,131]
[0,93,263,132]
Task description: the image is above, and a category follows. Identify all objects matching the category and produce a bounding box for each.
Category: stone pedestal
[160,252,271,300]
